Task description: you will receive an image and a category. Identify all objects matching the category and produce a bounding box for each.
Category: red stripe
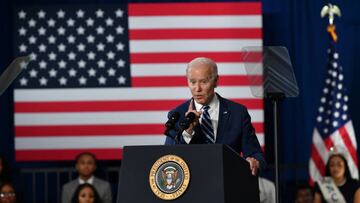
[130,52,262,63]
[15,123,264,137]
[339,126,358,165]
[132,76,262,87]
[16,149,123,161]
[311,144,326,176]
[128,2,261,16]
[129,29,262,40]
[324,136,334,150]
[15,99,263,113]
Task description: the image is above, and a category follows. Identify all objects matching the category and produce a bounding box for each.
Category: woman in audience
[71,183,102,203]
[0,182,17,203]
[314,152,360,203]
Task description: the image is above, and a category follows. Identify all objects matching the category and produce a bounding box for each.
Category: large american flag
[309,27,358,183]
[13,2,264,161]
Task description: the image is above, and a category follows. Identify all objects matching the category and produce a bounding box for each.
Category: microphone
[179,112,196,130]
[165,111,180,129]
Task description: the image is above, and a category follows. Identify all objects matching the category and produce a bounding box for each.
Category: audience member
[71,183,103,203]
[62,152,112,203]
[258,177,275,203]
[294,183,313,203]
[0,155,11,185]
[314,152,360,203]
[0,182,17,203]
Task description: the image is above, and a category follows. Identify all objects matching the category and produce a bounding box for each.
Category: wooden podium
[117,144,259,203]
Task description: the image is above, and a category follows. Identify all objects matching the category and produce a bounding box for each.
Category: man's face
[187,64,217,105]
[76,154,96,179]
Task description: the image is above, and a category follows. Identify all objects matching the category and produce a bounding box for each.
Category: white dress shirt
[183,94,220,143]
[78,176,94,185]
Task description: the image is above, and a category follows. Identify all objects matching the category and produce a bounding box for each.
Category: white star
[97,43,105,51]
[76,9,85,18]
[87,35,95,43]
[316,116,322,122]
[116,26,124,34]
[339,74,344,81]
[332,121,338,127]
[118,76,126,84]
[68,69,77,77]
[19,27,27,36]
[18,10,26,19]
[47,18,56,27]
[344,96,349,102]
[68,52,76,60]
[108,68,116,76]
[318,106,324,113]
[77,43,86,52]
[58,60,67,69]
[98,76,106,85]
[88,68,96,77]
[19,77,28,86]
[49,69,57,77]
[87,51,96,60]
[96,26,104,35]
[86,18,94,26]
[48,52,57,61]
[97,59,106,68]
[334,111,340,118]
[79,76,87,85]
[58,43,66,52]
[67,35,76,43]
[19,44,27,52]
[59,77,67,85]
[39,60,47,69]
[116,43,124,51]
[29,69,38,78]
[335,102,341,109]
[78,60,86,68]
[106,35,114,43]
[29,53,37,61]
[323,128,328,134]
[39,77,48,86]
[28,35,37,44]
[38,44,46,52]
[117,59,125,68]
[96,9,104,18]
[115,9,124,18]
[338,84,343,90]
[106,18,114,26]
[38,10,46,18]
[343,105,348,111]
[57,10,65,18]
[334,53,339,59]
[107,51,115,60]
[48,35,56,44]
[342,114,348,120]
[57,27,66,35]
[77,26,85,35]
[67,18,75,27]
[28,19,36,27]
[38,27,46,35]
[337,93,342,99]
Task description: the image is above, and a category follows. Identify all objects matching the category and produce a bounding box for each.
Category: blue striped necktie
[201,105,215,143]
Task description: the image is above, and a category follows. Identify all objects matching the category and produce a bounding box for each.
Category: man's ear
[213,75,219,88]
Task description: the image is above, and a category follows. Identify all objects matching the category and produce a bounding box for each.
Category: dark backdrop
[1,0,360,201]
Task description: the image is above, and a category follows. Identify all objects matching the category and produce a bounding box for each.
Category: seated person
[258,177,275,203]
[0,182,17,203]
[294,182,313,203]
[62,152,112,203]
[71,183,103,203]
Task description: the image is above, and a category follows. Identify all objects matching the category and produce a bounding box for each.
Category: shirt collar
[78,176,94,185]
[193,93,219,111]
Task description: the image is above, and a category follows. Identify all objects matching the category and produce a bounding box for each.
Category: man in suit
[61,152,112,203]
[165,57,265,175]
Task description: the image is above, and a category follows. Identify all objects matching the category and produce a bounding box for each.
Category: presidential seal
[149,155,190,200]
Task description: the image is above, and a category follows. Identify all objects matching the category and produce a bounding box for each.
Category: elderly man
[165,57,265,175]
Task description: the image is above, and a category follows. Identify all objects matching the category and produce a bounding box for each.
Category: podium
[117,144,259,203]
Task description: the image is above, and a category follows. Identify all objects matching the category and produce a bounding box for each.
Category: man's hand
[184,101,200,134]
[246,157,260,176]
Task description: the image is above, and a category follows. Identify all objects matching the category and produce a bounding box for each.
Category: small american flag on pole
[13,2,264,161]
[309,26,358,183]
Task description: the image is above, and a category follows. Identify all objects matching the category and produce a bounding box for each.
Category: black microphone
[179,112,196,130]
[165,111,180,129]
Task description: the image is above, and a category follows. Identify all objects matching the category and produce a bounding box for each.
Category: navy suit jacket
[165,94,265,168]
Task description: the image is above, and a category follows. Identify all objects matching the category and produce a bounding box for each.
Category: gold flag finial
[321,4,341,42]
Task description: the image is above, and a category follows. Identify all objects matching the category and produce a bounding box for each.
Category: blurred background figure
[0,155,11,185]
[71,183,103,203]
[62,152,112,203]
[314,153,360,203]
[258,177,275,203]
[0,182,17,203]
[294,182,313,203]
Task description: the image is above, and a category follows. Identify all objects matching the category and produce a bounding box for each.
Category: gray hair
[186,57,218,82]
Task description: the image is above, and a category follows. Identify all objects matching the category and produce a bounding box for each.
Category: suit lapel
[216,95,230,143]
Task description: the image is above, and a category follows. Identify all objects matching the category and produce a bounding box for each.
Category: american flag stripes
[309,29,358,183]
[13,2,264,161]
